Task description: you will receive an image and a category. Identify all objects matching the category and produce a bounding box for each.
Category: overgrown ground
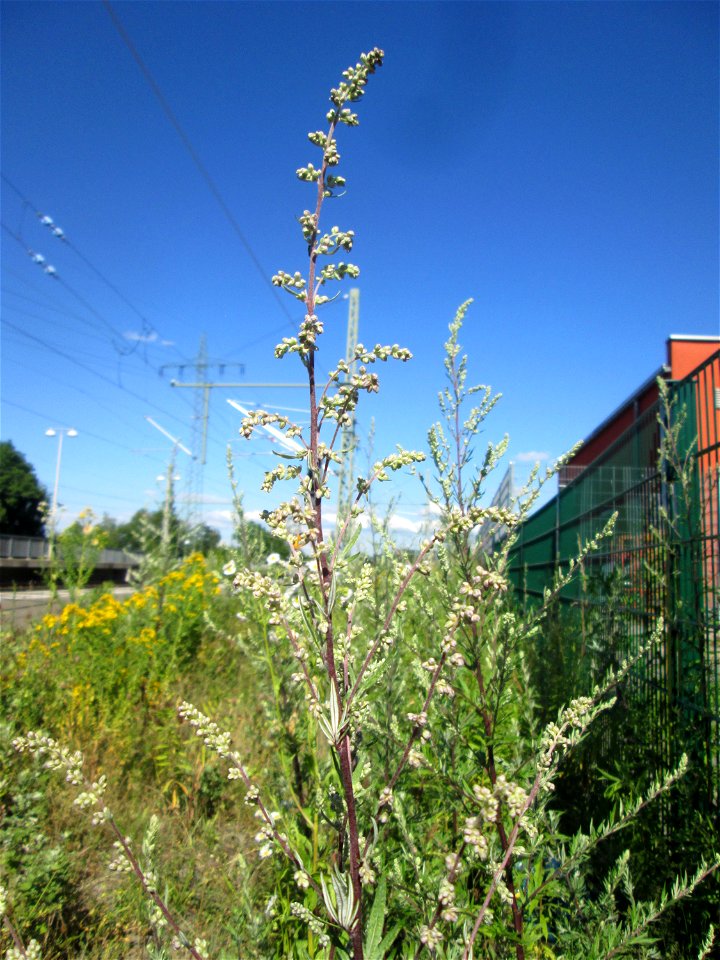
[1,547,716,959]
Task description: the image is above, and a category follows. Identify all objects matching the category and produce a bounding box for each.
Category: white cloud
[515,450,550,462]
[124,330,174,346]
[387,514,423,534]
[204,509,234,525]
[177,492,233,506]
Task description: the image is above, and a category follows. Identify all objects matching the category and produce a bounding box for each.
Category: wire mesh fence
[508,350,719,809]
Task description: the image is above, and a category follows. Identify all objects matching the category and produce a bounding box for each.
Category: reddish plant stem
[346,536,438,710]
[304,111,364,957]
[2,916,26,957]
[361,653,448,861]
[339,733,365,957]
[105,815,206,960]
[473,640,525,960]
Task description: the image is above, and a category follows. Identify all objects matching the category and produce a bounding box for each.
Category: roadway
[1,586,135,630]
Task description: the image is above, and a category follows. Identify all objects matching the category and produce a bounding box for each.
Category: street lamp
[45,427,78,527]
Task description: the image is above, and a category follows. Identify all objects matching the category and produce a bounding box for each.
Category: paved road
[1,587,135,630]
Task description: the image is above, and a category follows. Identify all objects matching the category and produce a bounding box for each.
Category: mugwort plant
[9,49,718,960]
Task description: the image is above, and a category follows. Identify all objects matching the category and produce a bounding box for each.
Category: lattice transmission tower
[160,335,245,527]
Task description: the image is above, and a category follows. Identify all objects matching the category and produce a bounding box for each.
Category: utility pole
[336,288,359,518]
[160,335,248,467]
[161,335,245,525]
[162,336,305,525]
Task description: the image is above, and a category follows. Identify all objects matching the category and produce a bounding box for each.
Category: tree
[0,441,47,537]
[95,509,222,557]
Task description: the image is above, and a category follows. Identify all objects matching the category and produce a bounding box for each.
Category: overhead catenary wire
[2,176,307,368]
[2,179,307,453]
[2,177,151,334]
[3,319,192,433]
[2,206,231,445]
[4,320,233,463]
[102,0,297,331]
[2,354,172,441]
[2,398,149,455]
[1,174,199,364]
[1,220,139,352]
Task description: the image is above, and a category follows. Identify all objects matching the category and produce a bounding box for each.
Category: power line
[102,0,297,330]
[2,179,265,452]
[1,398,160,458]
[2,318,192,432]
[2,296,120,347]
[1,180,293,464]
[1,220,137,351]
[2,175,306,379]
[2,205,212,431]
[1,175,194,364]
[2,326,165,428]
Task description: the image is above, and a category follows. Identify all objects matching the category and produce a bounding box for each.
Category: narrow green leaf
[376,920,401,956]
[363,874,387,957]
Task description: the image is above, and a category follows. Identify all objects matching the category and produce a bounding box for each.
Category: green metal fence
[508,350,719,808]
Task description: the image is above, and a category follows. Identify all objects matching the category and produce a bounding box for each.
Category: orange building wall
[565,335,719,474]
[569,379,659,468]
[668,336,720,380]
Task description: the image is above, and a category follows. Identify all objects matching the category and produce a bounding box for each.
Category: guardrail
[0,535,140,567]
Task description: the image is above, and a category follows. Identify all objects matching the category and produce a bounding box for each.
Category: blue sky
[2,1,718,541]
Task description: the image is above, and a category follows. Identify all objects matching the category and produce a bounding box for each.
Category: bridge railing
[0,535,139,567]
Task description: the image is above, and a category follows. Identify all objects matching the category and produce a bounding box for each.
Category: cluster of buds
[178,702,232,758]
[539,694,600,771]
[295,162,321,183]
[231,569,284,622]
[494,774,528,818]
[261,499,317,548]
[14,731,83,784]
[13,733,109,825]
[354,342,413,363]
[321,381,361,425]
[291,902,330,947]
[74,775,110,824]
[314,225,354,255]
[329,48,384,109]
[318,261,360,283]
[470,775,528,822]
[5,942,42,960]
[472,784,499,822]
[171,939,209,959]
[298,313,324,352]
[459,565,509,599]
[419,923,444,951]
[463,817,489,859]
[298,209,317,242]
[254,808,282,859]
[238,408,302,441]
[356,447,426,492]
[406,711,428,728]
[272,269,307,300]
[359,859,376,886]
[438,876,459,922]
[443,600,481,634]
[108,838,133,874]
[262,463,303,493]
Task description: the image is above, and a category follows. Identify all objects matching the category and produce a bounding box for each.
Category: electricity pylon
[162,335,305,526]
[160,335,245,525]
[336,288,359,519]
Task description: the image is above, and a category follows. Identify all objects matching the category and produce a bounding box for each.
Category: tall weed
[4,49,718,960]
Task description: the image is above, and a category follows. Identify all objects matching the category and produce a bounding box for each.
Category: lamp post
[45,427,78,529]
